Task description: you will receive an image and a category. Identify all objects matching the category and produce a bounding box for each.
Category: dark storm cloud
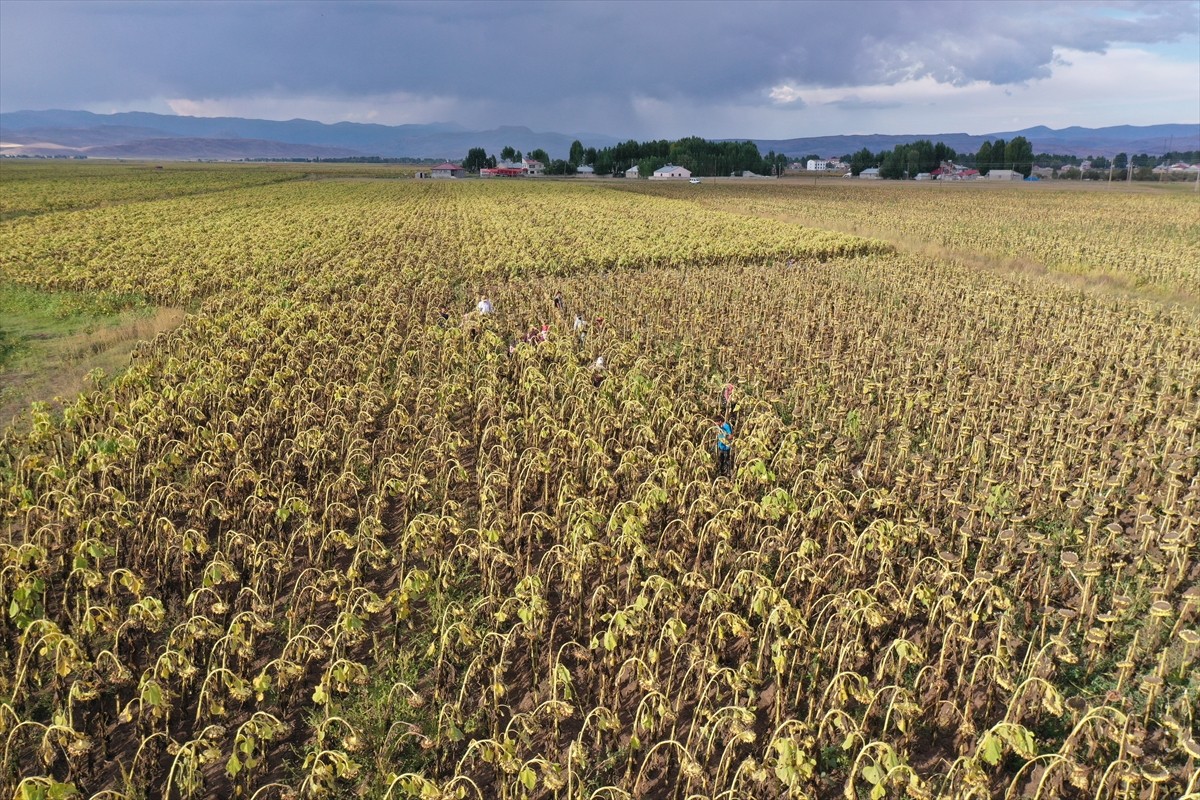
[1,0,1195,114]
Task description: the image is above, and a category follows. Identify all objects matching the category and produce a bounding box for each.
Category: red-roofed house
[480,166,527,177]
[432,162,465,178]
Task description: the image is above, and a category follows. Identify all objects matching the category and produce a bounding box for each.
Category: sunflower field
[1,166,1198,800]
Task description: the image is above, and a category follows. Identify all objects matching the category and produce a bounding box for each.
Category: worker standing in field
[477,297,494,316]
[716,417,733,477]
[573,314,587,345]
[554,291,565,314]
[720,382,741,426]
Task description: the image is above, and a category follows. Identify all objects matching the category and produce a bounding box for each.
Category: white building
[625,165,639,178]
[576,164,595,175]
[651,164,692,179]
[985,169,1024,181]
[522,158,544,176]
[431,162,465,179]
[859,168,881,179]
[807,159,828,171]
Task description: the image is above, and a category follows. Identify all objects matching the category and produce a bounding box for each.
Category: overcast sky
[2,0,1197,138]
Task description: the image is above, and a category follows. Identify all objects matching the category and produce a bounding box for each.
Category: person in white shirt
[477,298,494,315]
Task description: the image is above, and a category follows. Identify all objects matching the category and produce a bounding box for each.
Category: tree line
[463,137,789,177]
[844,139,1196,179]
[845,137,1034,178]
[464,137,1196,180]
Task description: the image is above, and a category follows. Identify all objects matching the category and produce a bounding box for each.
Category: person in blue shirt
[716,418,733,476]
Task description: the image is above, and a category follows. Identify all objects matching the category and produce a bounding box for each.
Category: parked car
[689,178,701,184]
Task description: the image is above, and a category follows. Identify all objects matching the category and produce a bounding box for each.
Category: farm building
[806,160,828,171]
[625,165,639,178]
[431,162,465,178]
[859,168,881,179]
[523,158,545,176]
[576,165,595,175]
[480,165,526,177]
[937,167,980,181]
[651,164,692,180]
[985,169,1024,181]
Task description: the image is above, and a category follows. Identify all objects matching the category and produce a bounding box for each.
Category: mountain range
[1,109,1196,161]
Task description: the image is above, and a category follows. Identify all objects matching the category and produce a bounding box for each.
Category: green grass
[0,282,150,368]
[0,282,180,426]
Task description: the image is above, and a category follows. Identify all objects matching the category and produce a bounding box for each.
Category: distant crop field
[0,160,305,220]
[618,179,1200,300]
[1,167,1198,800]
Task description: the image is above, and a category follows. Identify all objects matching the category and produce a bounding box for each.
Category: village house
[481,160,527,177]
[933,162,980,181]
[625,165,639,178]
[522,158,544,176]
[984,169,1024,181]
[651,164,692,180]
[431,162,465,179]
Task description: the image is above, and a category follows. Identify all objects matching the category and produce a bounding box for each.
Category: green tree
[1113,152,1128,170]
[849,147,874,176]
[1005,136,1034,176]
[976,141,993,175]
[878,150,901,179]
[637,156,667,178]
[546,159,577,175]
[992,138,1007,170]
[500,145,517,163]
[569,140,585,166]
[528,148,550,164]
[593,150,615,175]
[463,147,490,173]
[906,148,921,178]
[933,142,956,167]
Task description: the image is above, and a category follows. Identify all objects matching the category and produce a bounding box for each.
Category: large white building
[651,164,692,180]
[985,169,1024,181]
[625,165,640,178]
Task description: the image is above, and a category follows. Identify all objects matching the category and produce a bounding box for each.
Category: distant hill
[0,110,618,161]
[1,110,1194,161]
[747,124,1200,159]
[6,137,367,160]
